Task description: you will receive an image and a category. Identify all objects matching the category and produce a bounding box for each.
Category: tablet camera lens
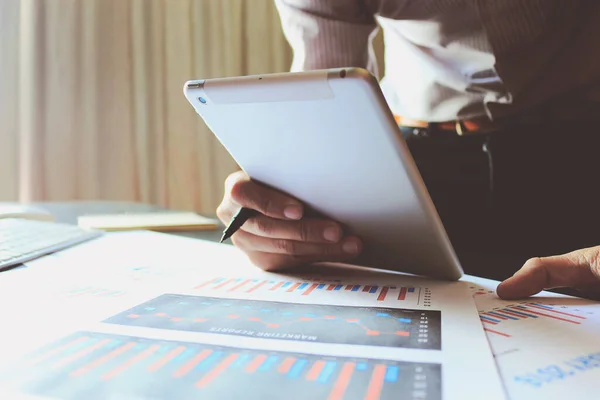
[198,97,207,104]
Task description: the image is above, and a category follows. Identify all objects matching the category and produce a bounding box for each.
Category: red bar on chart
[303,283,319,296]
[377,287,389,301]
[172,349,212,378]
[286,283,302,292]
[52,339,112,370]
[193,278,219,290]
[70,342,136,377]
[362,286,371,293]
[365,364,387,400]
[483,328,511,338]
[148,346,186,372]
[228,279,252,292]
[214,279,235,290]
[326,284,336,291]
[500,309,529,319]
[479,317,497,325]
[345,285,353,291]
[30,336,89,366]
[277,357,297,374]
[195,353,239,388]
[245,354,268,373]
[485,312,508,320]
[514,307,581,324]
[269,281,285,291]
[102,344,160,380]
[490,311,517,320]
[327,362,355,400]
[247,280,268,293]
[527,304,586,319]
[306,360,326,381]
[398,287,407,300]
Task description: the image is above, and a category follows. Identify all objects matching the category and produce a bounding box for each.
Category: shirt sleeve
[274,0,381,78]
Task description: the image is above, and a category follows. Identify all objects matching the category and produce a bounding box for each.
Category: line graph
[192,277,430,306]
[2,331,442,400]
[104,294,441,349]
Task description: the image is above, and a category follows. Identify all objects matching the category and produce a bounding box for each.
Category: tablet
[183,68,463,280]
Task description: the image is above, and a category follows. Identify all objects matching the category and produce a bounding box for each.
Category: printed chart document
[0,231,505,400]
[465,275,600,400]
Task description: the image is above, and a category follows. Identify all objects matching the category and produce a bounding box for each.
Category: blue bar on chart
[479,315,501,324]
[287,359,308,379]
[502,308,538,319]
[487,311,518,321]
[317,361,338,384]
[385,366,399,382]
[258,356,279,372]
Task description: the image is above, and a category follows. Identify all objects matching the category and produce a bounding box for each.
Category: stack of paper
[1,231,598,399]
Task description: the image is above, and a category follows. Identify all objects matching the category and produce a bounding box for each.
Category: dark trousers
[403,120,600,281]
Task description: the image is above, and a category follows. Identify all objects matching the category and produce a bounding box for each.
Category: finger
[217,171,249,223]
[241,215,343,243]
[496,247,600,300]
[232,230,361,258]
[227,176,303,221]
[216,200,236,225]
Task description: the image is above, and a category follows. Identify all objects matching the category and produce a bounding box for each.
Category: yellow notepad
[77,211,219,232]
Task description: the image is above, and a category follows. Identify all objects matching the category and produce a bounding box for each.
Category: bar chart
[192,277,428,306]
[467,283,597,339]
[6,331,441,400]
[479,303,587,338]
[104,294,441,349]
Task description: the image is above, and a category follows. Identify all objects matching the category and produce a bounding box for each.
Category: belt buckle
[455,120,469,136]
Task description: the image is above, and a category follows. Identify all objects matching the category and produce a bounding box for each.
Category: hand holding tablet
[215,170,363,270]
[184,68,463,280]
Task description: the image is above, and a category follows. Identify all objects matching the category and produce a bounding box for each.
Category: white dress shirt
[274,0,600,122]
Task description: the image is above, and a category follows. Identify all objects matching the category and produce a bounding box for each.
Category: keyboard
[0,218,104,271]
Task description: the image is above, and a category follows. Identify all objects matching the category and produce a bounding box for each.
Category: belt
[394,115,498,136]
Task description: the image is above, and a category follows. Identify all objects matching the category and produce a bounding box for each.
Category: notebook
[77,211,219,232]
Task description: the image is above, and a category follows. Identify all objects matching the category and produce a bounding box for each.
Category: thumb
[496,247,600,300]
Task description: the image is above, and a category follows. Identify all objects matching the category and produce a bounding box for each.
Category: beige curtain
[0,0,292,214]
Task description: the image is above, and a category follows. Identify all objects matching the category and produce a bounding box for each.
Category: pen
[219,207,258,243]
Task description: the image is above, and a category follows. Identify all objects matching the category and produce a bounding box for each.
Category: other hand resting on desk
[497,247,600,300]
[216,171,363,270]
